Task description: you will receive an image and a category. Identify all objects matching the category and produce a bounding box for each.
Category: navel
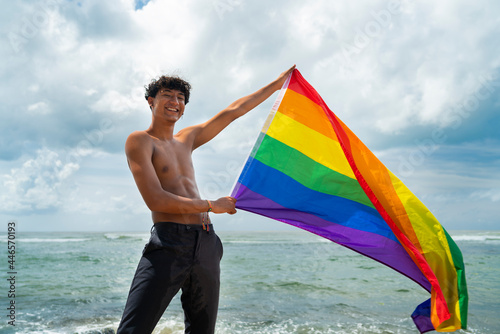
[162,165,169,173]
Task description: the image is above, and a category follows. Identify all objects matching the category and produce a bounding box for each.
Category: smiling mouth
[166,108,179,112]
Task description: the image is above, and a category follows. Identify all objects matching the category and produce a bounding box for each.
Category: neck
[147,118,176,140]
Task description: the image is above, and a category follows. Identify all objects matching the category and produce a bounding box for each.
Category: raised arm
[188,65,296,150]
[125,131,236,214]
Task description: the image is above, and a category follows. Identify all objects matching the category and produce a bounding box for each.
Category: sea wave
[17,238,91,243]
[222,238,330,245]
[451,234,500,242]
[104,233,149,241]
[18,323,118,334]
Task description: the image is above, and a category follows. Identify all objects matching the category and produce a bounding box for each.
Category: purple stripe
[412,299,435,333]
[234,183,431,291]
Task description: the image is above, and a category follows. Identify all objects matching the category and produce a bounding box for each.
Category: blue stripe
[239,157,399,243]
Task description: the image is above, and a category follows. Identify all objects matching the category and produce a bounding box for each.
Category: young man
[117,65,295,334]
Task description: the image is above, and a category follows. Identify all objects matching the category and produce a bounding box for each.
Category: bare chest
[151,140,197,194]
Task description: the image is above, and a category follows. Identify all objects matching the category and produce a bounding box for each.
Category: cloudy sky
[1,0,499,232]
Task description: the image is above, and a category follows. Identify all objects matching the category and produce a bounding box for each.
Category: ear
[147,96,154,111]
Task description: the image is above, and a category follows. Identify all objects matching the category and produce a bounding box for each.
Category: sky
[1,0,499,232]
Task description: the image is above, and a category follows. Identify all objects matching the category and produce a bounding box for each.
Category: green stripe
[250,132,267,159]
[444,229,468,328]
[254,135,375,209]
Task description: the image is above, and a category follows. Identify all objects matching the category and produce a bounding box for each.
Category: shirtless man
[117,65,295,334]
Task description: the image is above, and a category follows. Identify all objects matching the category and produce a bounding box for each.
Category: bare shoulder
[175,125,201,146]
[176,124,199,137]
[127,130,151,141]
[125,131,154,156]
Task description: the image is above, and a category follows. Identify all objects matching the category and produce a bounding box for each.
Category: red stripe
[330,112,450,326]
[289,69,451,326]
[288,70,332,113]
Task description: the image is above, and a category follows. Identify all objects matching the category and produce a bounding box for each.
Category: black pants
[117,222,223,334]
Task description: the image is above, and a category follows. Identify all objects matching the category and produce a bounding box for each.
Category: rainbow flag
[231,69,468,332]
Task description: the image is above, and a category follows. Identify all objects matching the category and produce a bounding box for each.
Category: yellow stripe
[388,171,461,329]
[266,111,356,180]
[279,89,338,140]
[388,171,456,268]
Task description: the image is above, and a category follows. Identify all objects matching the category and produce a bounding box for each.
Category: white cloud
[90,89,143,114]
[471,189,500,202]
[62,188,147,216]
[0,0,499,230]
[0,148,79,212]
[27,101,51,115]
[303,0,500,137]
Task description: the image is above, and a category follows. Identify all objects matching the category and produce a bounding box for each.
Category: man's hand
[275,64,296,89]
[211,196,237,214]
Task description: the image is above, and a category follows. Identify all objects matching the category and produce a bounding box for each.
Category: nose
[170,95,180,105]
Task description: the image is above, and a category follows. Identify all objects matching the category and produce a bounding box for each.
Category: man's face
[149,88,186,122]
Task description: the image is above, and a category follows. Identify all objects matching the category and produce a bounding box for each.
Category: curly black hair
[144,75,192,104]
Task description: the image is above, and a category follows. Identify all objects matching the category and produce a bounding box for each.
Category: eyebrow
[160,89,185,96]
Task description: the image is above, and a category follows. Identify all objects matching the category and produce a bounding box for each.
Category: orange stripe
[347,124,460,327]
[337,117,422,250]
[330,115,451,325]
[286,69,459,328]
[278,89,338,142]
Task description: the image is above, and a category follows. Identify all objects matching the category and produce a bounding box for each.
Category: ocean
[1,229,499,334]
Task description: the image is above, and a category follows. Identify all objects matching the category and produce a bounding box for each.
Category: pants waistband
[153,221,214,232]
